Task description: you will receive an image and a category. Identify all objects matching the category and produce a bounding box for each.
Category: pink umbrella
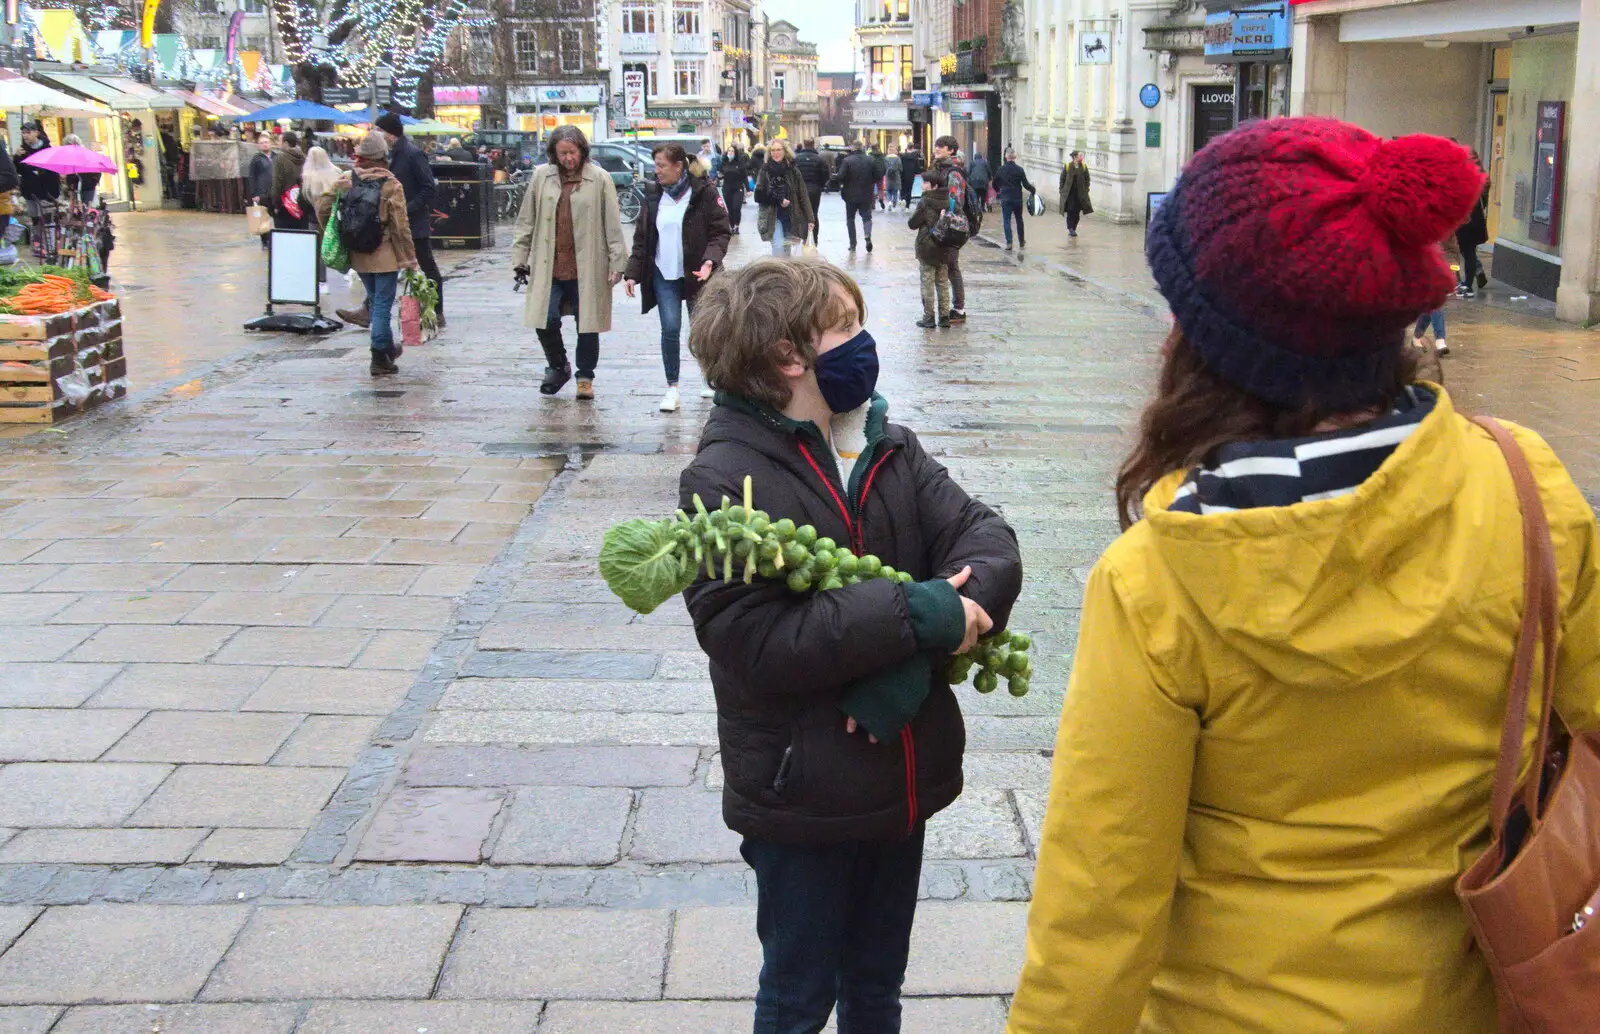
[20,145,118,176]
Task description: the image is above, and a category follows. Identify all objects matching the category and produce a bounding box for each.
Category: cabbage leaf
[599,518,696,615]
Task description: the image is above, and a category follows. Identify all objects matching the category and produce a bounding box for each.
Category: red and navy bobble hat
[1146,116,1485,410]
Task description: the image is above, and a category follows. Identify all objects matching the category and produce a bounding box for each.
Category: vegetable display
[0,266,113,316]
[599,475,1033,697]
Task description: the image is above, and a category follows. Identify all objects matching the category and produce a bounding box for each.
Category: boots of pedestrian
[947,309,967,324]
[540,363,572,396]
[370,350,399,376]
[866,237,873,253]
[338,305,371,329]
[915,315,937,329]
[576,378,595,400]
[937,314,952,328]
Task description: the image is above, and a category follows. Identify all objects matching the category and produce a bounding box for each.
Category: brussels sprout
[819,575,845,591]
[732,538,754,561]
[1007,676,1030,697]
[812,550,837,572]
[787,571,812,593]
[815,537,837,554]
[749,514,771,535]
[897,571,914,584]
[728,505,748,524]
[835,554,859,577]
[1006,651,1029,674]
[1008,631,1032,652]
[879,565,897,582]
[795,525,818,548]
[774,518,797,540]
[974,671,999,694]
[782,542,809,568]
[857,554,882,576]
[758,559,781,579]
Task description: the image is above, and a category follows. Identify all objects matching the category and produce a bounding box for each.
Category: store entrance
[1192,85,1235,157]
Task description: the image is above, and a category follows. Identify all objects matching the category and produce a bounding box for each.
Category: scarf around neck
[663,173,692,201]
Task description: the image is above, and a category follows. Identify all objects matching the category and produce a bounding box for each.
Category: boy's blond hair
[689,259,867,410]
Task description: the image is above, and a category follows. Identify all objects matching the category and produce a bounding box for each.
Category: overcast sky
[762,0,857,73]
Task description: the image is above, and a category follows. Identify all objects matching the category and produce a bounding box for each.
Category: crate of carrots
[0,267,125,425]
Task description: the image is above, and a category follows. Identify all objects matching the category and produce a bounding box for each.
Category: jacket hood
[702,392,897,470]
[1134,385,1493,687]
[353,165,395,182]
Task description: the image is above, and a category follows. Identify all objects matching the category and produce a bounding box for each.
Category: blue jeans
[772,208,791,256]
[542,278,600,379]
[654,270,687,385]
[886,184,900,206]
[1001,199,1025,247]
[1414,310,1446,340]
[358,271,398,354]
[742,823,925,1034]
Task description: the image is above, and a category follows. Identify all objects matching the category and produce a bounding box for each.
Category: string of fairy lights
[273,0,492,107]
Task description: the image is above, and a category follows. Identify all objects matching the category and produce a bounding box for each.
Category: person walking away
[373,113,445,327]
[749,146,764,192]
[754,139,814,258]
[301,146,341,294]
[1009,118,1600,1034]
[836,141,878,253]
[900,146,923,208]
[444,137,475,162]
[909,168,954,328]
[793,139,830,247]
[992,148,1036,251]
[868,144,887,209]
[968,151,992,213]
[17,122,60,227]
[682,257,1022,1034]
[1411,227,1461,358]
[509,126,627,401]
[719,143,748,233]
[246,132,275,247]
[1058,150,1092,238]
[314,132,417,376]
[883,147,903,210]
[1455,150,1489,298]
[269,131,307,232]
[624,142,731,412]
[930,136,969,323]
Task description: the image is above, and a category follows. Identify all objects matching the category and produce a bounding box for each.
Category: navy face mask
[814,329,879,414]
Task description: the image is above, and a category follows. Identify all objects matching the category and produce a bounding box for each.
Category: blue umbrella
[352,106,420,125]
[227,100,367,123]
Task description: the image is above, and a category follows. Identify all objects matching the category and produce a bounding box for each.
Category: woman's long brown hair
[1114,329,1418,529]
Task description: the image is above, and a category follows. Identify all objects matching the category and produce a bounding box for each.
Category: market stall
[0,268,124,425]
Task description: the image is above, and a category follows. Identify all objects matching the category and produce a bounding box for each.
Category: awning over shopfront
[165,89,245,118]
[102,78,185,110]
[0,69,111,120]
[34,72,164,112]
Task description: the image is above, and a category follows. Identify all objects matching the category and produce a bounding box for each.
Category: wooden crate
[0,299,125,424]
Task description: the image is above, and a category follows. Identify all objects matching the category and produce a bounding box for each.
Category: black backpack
[340,176,386,254]
[956,168,984,235]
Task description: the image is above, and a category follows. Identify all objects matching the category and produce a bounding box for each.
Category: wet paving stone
[457,649,660,680]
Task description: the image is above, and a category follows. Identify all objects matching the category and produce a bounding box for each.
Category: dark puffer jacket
[680,394,1023,844]
[624,175,732,313]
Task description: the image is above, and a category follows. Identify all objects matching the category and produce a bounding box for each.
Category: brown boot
[337,306,371,329]
[575,378,594,401]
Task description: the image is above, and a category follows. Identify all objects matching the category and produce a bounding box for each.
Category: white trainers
[659,386,680,412]
[699,387,715,399]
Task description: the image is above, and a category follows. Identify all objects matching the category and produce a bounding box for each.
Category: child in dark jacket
[908,169,953,328]
[680,257,1023,1034]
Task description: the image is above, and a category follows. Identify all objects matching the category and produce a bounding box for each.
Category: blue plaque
[1139,83,1161,109]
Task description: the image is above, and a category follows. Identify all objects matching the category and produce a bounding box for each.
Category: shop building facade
[611,0,732,139]
[766,20,821,144]
[1290,0,1599,319]
[852,0,916,149]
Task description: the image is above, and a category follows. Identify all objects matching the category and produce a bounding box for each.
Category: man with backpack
[835,141,879,253]
[317,132,418,376]
[793,139,831,246]
[931,135,978,323]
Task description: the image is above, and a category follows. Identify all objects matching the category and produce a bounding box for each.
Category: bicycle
[618,181,644,224]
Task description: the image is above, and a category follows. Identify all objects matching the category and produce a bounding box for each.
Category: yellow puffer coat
[1009,387,1600,1034]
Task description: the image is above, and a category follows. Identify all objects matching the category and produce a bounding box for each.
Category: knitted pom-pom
[1359,134,1485,249]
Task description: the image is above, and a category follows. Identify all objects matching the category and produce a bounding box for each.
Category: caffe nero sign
[1204,4,1289,64]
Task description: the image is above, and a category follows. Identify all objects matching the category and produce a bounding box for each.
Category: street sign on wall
[623,71,646,119]
[1080,32,1111,65]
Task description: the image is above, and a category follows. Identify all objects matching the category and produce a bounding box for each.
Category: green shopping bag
[320,193,350,273]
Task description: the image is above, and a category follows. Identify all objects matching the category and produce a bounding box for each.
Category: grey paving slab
[0,627,98,663]
[270,715,380,766]
[242,667,412,714]
[423,710,717,747]
[0,909,39,955]
[69,626,237,665]
[628,789,743,864]
[902,902,1030,995]
[103,711,303,765]
[964,750,1056,791]
[441,678,716,712]
[0,764,172,828]
[353,630,438,670]
[490,787,631,865]
[50,1003,301,1034]
[355,787,506,863]
[317,594,455,631]
[295,1001,545,1034]
[181,592,338,627]
[665,907,759,999]
[0,710,145,762]
[128,765,343,828]
[477,622,699,653]
[0,594,77,623]
[459,650,660,680]
[438,908,670,1000]
[404,744,701,787]
[32,566,184,593]
[0,665,121,708]
[0,904,249,1004]
[655,652,711,680]
[925,789,1029,859]
[896,997,1010,1032]
[200,905,463,1001]
[1014,788,1048,857]
[0,828,205,864]
[189,828,303,865]
[0,1007,59,1034]
[51,593,209,626]
[210,627,371,667]
[538,1000,752,1033]
[88,664,272,711]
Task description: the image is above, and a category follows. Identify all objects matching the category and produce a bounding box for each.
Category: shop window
[900,45,912,92]
[243,0,265,11]
[674,59,701,97]
[773,70,786,100]
[557,0,587,12]
[647,62,660,97]
[515,29,539,73]
[559,28,584,72]
[673,2,701,35]
[621,0,655,33]
[895,0,908,21]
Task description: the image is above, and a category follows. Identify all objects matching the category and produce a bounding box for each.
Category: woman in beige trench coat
[510,126,627,400]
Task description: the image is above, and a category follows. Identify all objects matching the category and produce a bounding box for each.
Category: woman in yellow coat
[1010,117,1600,1033]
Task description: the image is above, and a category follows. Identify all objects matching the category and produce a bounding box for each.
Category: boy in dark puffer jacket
[681,258,1022,1034]
[908,168,954,329]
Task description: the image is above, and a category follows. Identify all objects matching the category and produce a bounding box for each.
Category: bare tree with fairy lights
[275,0,494,107]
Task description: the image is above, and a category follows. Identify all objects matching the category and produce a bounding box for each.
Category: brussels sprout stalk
[597,479,1031,696]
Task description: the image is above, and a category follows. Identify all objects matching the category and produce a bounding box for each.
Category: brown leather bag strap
[1471,416,1561,831]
